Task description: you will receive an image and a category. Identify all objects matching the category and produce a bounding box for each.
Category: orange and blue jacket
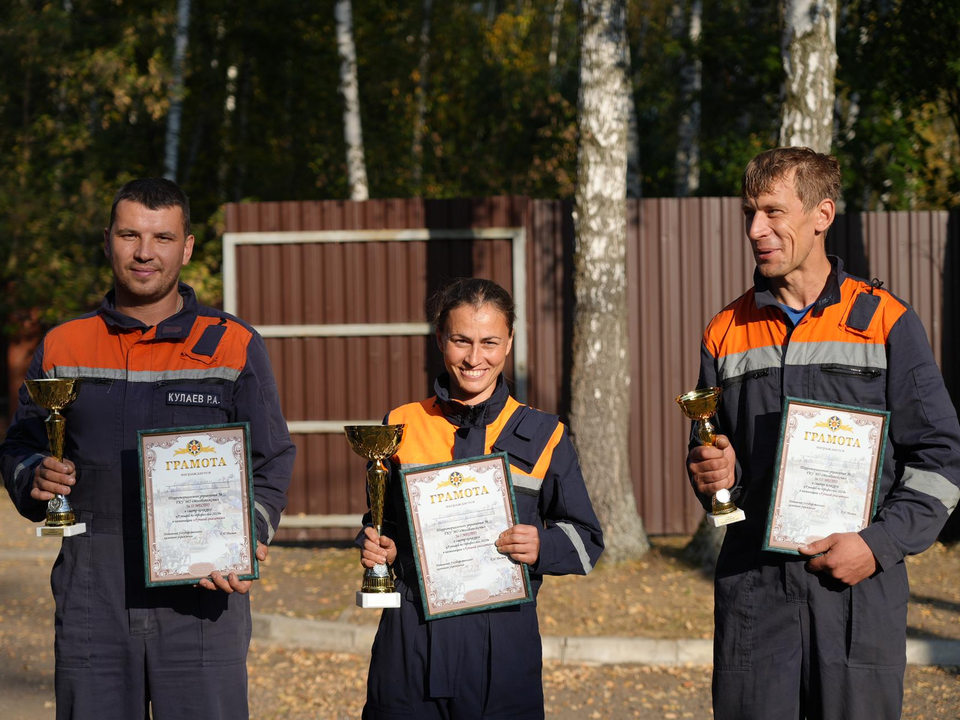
[370,374,604,594]
[695,257,960,570]
[1,283,295,547]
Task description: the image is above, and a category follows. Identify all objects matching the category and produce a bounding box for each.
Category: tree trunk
[572,0,649,563]
[411,0,433,193]
[779,0,837,153]
[335,0,369,201]
[673,0,701,197]
[164,0,191,181]
[548,0,564,71]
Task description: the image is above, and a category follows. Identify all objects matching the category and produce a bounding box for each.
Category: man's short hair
[108,178,191,236]
[741,147,842,212]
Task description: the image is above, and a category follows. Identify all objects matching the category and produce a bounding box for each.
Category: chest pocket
[155,380,231,428]
[63,378,120,470]
[817,364,886,408]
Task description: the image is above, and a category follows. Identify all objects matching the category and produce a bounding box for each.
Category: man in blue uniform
[687,148,960,719]
[1,178,296,719]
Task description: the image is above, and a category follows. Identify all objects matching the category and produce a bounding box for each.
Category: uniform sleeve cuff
[529,525,556,574]
[859,523,903,572]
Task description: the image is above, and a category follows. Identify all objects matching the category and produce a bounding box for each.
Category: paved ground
[2,505,960,719]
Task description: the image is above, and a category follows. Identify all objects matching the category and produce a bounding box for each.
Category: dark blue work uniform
[361,375,604,719]
[694,259,960,719]
[1,284,296,720]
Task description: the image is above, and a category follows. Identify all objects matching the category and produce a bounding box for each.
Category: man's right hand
[360,526,397,568]
[686,434,736,496]
[31,456,76,502]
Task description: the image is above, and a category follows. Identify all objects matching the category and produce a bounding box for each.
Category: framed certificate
[764,398,890,554]
[400,453,533,621]
[138,423,258,587]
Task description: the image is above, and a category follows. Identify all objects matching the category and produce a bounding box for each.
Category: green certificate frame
[138,422,259,587]
[399,452,533,621]
[764,398,890,555]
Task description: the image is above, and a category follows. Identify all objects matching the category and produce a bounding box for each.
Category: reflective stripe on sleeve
[511,471,543,497]
[13,453,46,484]
[557,521,594,574]
[255,502,276,544]
[902,467,960,513]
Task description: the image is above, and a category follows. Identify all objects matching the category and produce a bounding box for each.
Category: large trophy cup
[676,387,746,527]
[25,378,87,537]
[345,424,406,609]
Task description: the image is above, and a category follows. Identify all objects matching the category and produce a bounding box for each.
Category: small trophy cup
[25,378,87,537]
[676,387,746,528]
[345,424,406,609]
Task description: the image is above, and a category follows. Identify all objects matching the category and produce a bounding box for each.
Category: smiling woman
[433,281,515,405]
[356,277,604,720]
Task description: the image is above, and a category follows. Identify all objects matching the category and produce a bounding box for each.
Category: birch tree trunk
[548,0,564,71]
[163,0,191,181]
[411,0,433,193]
[572,0,649,562]
[335,0,369,201]
[779,0,837,153]
[674,0,701,197]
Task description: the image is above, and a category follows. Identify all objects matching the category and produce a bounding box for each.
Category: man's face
[742,172,832,284]
[104,200,194,306]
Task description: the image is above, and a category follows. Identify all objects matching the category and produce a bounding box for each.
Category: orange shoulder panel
[792,277,908,346]
[529,421,566,479]
[41,314,254,374]
[484,397,523,454]
[388,399,456,466]
[703,290,787,359]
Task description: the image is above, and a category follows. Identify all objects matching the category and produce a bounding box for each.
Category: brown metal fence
[224,198,960,538]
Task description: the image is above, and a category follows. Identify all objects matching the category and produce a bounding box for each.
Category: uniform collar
[433,373,510,428]
[753,255,845,315]
[99,282,198,340]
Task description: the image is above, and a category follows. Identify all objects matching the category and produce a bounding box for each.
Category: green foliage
[0,0,957,332]
[835,0,960,210]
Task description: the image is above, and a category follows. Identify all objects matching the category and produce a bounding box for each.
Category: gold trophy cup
[25,378,87,537]
[676,387,746,527]
[345,424,406,609]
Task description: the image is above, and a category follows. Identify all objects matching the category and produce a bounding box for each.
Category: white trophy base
[356,591,401,609]
[37,523,87,538]
[708,509,746,528]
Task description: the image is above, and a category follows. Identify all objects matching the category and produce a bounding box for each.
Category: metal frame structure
[222,227,529,437]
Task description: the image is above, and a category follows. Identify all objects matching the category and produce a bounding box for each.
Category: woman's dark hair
[427,278,516,335]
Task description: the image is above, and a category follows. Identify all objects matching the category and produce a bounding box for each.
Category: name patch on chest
[166,390,223,407]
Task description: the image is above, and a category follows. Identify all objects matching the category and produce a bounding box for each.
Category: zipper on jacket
[820,364,882,379]
[780,324,795,398]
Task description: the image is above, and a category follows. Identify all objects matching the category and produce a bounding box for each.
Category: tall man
[687,148,960,719]
[1,178,296,719]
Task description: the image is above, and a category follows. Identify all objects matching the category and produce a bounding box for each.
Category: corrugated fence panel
[225,199,960,538]
[226,198,531,539]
